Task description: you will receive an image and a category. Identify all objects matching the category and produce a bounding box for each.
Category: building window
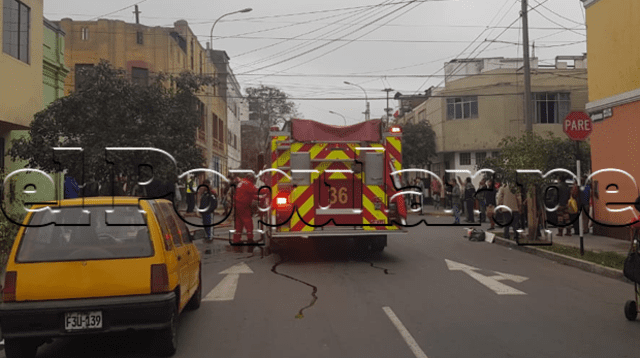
[534,92,570,124]
[234,134,237,149]
[212,113,218,141]
[446,96,478,120]
[190,39,194,70]
[475,152,486,167]
[459,152,471,166]
[74,64,94,92]
[3,0,30,63]
[136,31,143,45]
[219,120,224,144]
[131,67,148,86]
[81,27,89,40]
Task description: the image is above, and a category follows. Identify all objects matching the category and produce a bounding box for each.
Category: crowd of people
[408,174,593,240]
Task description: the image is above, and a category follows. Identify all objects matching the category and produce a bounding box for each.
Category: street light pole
[344,81,369,121]
[209,8,252,50]
[329,111,347,126]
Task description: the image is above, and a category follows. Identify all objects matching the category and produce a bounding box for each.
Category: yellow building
[582,0,640,239]
[57,18,228,186]
[397,56,588,187]
[1,0,44,172]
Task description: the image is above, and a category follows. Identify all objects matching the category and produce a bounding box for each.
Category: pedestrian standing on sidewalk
[416,178,425,215]
[198,179,217,242]
[569,180,580,235]
[581,176,591,234]
[186,175,196,213]
[485,178,497,230]
[457,177,466,216]
[464,177,476,223]
[431,177,442,210]
[497,181,522,240]
[477,179,487,223]
[556,176,572,236]
[451,180,461,224]
[444,180,453,209]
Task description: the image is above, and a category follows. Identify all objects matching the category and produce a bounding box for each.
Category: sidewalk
[417,203,630,255]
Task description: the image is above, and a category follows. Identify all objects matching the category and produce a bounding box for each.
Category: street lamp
[209,8,252,49]
[329,111,347,126]
[344,81,369,121]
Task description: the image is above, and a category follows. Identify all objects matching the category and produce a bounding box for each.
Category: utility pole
[522,0,533,133]
[383,88,394,126]
[133,5,141,24]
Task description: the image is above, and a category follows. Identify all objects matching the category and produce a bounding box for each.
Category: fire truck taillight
[276,197,288,206]
[390,126,402,133]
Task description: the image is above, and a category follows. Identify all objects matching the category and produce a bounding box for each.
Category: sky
[44,0,587,126]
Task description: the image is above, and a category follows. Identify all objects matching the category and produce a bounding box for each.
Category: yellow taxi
[0,197,202,357]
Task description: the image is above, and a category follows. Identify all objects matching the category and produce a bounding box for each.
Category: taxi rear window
[15,205,154,262]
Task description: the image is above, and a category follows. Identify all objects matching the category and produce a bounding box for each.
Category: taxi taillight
[151,264,169,293]
[3,271,16,302]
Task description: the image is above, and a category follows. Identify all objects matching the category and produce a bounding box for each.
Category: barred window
[460,152,471,166]
[475,152,486,167]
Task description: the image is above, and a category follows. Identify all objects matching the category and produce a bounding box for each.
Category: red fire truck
[258,118,407,252]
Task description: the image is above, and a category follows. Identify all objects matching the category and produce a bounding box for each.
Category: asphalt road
[5,215,640,357]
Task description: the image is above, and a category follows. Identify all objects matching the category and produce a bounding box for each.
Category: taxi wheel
[186,271,202,310]
[4,338,38,358]
[152,303,178,356]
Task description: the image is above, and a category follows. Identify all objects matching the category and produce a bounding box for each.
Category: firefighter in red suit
[233,175,259,243]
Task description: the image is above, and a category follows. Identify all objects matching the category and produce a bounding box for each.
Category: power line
[239,0,414,75]
[88,0,148,21]
[528,3,586,37]
[530,0,585,26]
[235,0,398,71]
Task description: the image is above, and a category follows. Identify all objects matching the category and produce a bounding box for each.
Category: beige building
[1,0,44,172]
[397,56,588,187]
[57,18,228,187]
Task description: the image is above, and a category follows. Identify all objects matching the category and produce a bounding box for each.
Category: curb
[491,235,631,284]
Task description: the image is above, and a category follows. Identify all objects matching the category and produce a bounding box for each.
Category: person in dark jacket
[464,177,475,223]
[199,179,217,241]
[444,180,453,209]
[485,179,497,230]
[581,176,591,234]
[556,176,571,236]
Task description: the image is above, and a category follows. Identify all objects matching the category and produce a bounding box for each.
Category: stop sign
[563,111,593,141]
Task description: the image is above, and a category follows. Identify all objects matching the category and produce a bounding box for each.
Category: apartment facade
[57,18,228,187]
[209,50,245,175]
[397,56,588,188]
[582,0,640,239]
[1,0,44,173]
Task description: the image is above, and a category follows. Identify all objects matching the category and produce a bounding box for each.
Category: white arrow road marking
[383,306,429,358]
[489,271,529,283]
[203,262,253,302]
[445,259,527,295]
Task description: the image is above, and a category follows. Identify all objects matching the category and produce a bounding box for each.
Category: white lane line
[382,306,429,358]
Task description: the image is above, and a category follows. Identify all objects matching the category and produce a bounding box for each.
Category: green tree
[9,60,213,191]
[402,120,437,170]
[481,131,591,240]
[244,85,298,159]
